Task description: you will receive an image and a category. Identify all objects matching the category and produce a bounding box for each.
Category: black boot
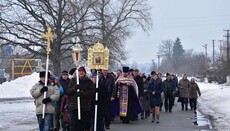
[151,114,155,123]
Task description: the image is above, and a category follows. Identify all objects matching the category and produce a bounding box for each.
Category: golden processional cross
[41,27,57,54]
[41,27,57,119]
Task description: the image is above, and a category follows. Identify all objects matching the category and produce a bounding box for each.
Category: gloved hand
[60,112,64,119]
[73,85,80,90]
[42,97,52,104]
[40,86,48,93]
[76,91,82,97]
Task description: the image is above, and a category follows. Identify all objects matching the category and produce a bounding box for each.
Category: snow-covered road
[0,74,229,130]
[0,98,37,131]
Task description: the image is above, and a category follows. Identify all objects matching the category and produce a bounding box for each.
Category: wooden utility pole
[157,55,160,71]
[202,44,207,59]
[212,40,215,67]
[224,30,230,67]
[218,40,223,56]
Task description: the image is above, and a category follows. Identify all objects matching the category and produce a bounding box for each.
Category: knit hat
[151,71,156,75]
[78,66,86,73]
[166,73,170,77]
[91,72,97,78]
[129,68,134,72]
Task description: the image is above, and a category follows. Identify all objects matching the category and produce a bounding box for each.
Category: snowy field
[0,74,230,130]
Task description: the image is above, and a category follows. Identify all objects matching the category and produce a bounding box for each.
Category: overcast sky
[125,0,230,64]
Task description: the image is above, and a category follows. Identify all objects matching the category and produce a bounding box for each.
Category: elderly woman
[178,74,190,111]
[189,78,201,112]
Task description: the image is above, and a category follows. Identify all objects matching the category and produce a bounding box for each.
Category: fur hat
[39,71,50,78]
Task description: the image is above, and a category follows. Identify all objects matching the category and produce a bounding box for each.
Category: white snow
[0,73,39,98]
[0,74,230,130]
[197,82,230,130]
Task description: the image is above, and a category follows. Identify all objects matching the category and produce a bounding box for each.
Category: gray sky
[125,0,230,64]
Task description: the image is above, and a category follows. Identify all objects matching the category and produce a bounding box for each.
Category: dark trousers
[181,97,188,110]
[91,116,105,131]
[164,95,174,111]
[189,98,197,110]
[55,110,60,130]
[104,101,111,127]
[62,120,70,131]
[37,113,53,131]
[69,109,91,131]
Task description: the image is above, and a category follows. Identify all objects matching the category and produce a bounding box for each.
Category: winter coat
[65,76,95,111]
[162,79,176,96]
[148,78,162,105]
[59,77,70,91]
[140,82,150,111]
[189,82,201,98]
[178,79,190,98]
[172,77,178,88]
[60,95,70,122]
[30,81,60,115]
[91,79,109,117]
[134,75,144,97]
[99,73,116,98]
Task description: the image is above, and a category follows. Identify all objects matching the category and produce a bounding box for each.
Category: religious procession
[29,33,201,131]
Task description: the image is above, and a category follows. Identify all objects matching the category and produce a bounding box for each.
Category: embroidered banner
[119,84,128,117]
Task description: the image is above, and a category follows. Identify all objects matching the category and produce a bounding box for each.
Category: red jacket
[60,95,70,122]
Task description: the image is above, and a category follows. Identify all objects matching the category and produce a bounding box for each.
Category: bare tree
[149,59,157,72]
[89,0,152,67]
[157,40,174,59]
[0,0,152,75]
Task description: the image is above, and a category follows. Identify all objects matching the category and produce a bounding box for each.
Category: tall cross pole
[41,27,57,119]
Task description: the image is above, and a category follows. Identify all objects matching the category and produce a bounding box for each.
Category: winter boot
[151,114,155,123]
[156,114,160,123]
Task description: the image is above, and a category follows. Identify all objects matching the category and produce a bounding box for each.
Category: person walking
[189,78,201,112]
[133,69,144,120]
[162,73,176,112]
[140,75,151,119]
[98,69,116,129]
[178,74,190,111]
[148,72,162,123]
[115,67,142,124]
[65,67,95,131]
[30,71,60,131]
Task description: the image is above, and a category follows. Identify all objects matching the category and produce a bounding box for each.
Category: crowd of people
[30,66,201,131]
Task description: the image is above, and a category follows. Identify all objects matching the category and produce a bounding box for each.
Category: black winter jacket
[65,76,95,111]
